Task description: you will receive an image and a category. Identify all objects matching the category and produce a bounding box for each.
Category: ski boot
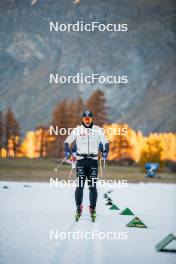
[75,205,83,221]
[89,206,96,222]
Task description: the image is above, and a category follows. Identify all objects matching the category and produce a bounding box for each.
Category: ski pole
[103,158,106,178]
[68,162,76,180]
[54,157,67,172]
[68,153,77,180]
[68,167,73,180]
[99,157,103,178]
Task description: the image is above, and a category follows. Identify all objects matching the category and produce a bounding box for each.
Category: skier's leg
[87,160,98,209]
[75,176,86,208]
[75,160,86,209]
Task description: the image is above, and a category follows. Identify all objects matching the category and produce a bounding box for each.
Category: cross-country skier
[64,110,109,221]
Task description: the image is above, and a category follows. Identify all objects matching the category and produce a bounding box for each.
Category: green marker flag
[127,217,147,228]
[120,208,134,215]
[109,204,119,210]
[105,201,113,206]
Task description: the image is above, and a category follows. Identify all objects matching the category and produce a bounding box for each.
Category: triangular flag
[156,233,176,251]
[127,217,147,228]
[106,198,112,202]
[109,204,119,210]
[107,190,113,194]
[105,201,113,206]
[120,208,134,215]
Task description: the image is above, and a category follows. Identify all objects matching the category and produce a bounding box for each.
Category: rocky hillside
[0,0,175,135]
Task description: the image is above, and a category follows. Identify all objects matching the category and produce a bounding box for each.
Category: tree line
[0,90,108,158]
[1,89,176,167]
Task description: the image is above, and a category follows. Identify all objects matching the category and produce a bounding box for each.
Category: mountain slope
[0,0,175,134]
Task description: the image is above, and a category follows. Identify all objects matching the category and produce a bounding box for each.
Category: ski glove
[102,143,109,160]
[64,142,71,159]
[65,150,71,159]
[70,152,77,162]
[102,151,108,160]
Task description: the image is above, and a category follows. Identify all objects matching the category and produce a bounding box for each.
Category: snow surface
[0,181,176,264]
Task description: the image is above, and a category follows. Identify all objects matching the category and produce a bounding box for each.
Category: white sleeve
[64,128,77,146]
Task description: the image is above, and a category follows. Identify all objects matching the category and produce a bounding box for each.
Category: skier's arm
[64,128,77,154]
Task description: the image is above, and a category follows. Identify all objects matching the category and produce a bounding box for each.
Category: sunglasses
[83,117,93,123]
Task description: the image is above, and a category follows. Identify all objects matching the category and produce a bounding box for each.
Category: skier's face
[83,116,93,127]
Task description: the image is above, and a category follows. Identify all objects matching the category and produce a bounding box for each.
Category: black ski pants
[75,158,98,209]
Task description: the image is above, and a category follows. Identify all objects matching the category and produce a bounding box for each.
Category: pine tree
[140,136,164,169]
[70,97,84,127]
[51,99,71,158]
[35,126,49,158]
[0,111,3,157]
[52,99,70,129]
[86,90,108,126]
[106,124,132,160]
[4,108,20,157]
